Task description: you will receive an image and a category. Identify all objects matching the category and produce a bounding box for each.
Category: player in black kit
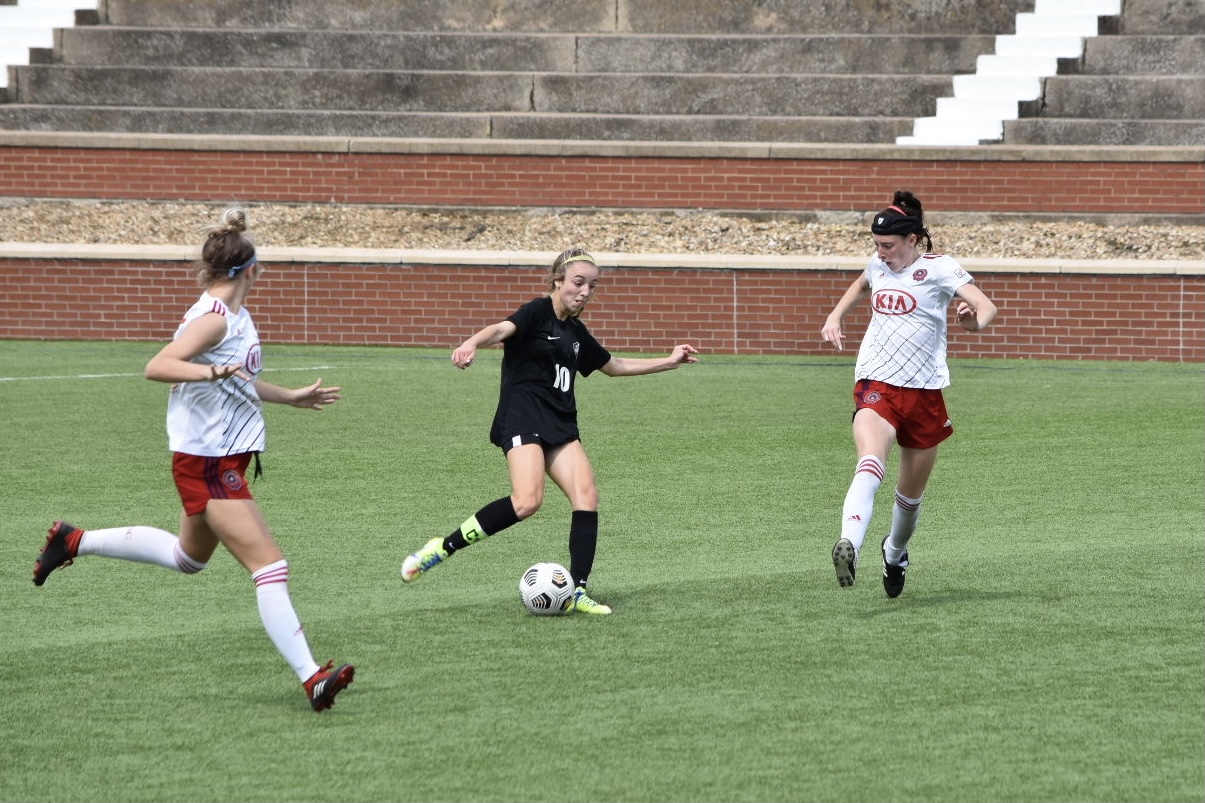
[401,248,698,613]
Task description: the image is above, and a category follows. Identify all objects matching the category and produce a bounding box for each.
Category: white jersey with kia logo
[165,292,266,456]
[853,253,974,389]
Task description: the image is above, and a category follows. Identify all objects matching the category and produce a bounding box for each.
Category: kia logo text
[872,290,917,315]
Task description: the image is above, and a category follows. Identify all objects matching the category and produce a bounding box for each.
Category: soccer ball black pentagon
[518,562,575,615]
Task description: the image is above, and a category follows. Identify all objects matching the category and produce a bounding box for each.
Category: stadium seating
[0,0,1200,146]
[1005,0,1205,145]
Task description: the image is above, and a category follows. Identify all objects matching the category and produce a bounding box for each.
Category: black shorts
[495,431,582,454]
[490,406,581,452]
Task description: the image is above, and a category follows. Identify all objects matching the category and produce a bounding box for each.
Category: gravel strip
[0,200,1201,260]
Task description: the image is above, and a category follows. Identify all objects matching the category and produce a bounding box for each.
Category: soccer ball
[518,562,575,615]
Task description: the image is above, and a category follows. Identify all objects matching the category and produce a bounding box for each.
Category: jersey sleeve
[505,297,543,336]
[937,255,974,293]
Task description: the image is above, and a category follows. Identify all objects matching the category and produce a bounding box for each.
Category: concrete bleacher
[0,0,1200,146]
[0,0,1012,143]
[1004,0,1205,146]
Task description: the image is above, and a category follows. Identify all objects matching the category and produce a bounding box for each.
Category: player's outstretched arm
[600,344,698,377]
[256,378,341,410]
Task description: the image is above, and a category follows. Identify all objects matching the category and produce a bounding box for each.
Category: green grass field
[2,340,1202,803]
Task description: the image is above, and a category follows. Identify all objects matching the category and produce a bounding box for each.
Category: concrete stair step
[1038,75,1204,119]
[0,104,916,142]
[102,0,617,33]
[975,54,1060,76]
[577,34,993,74]
[532,74,948,117]
[9,65,536,112]
[1004,118,1205,146]
[9,65,950,118]
[6,0,97,6]
[1015,13,1103,37]
[99,0,1035,34]
[952,73,1043,101]
[490,113,915,143]
[0,105,491,137]
[615,0,1034,34]
[1034,0,1121,14]
[935,97,1022,121]
[54,28,997,76]
[994,34,1088,59]
[901,116,1005,145]
[1070,35,1205,75]
[57,28,579,72]
[1118,0,1205,35]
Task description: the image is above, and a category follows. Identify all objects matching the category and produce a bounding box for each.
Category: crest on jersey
[222,469,245,491]
[913,268,927,281]
[573,342,580,358]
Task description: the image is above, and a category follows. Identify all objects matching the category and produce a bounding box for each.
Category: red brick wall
[2,257,1201,362]
[1,146,1202,214]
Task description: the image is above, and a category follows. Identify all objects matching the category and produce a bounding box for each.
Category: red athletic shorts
[853,379,953,450]
[172,452,255,516]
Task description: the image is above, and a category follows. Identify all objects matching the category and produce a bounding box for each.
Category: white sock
[78,526,207,573]
[886,491,922,565]
[252,560,320,682]
[839,456,884,552]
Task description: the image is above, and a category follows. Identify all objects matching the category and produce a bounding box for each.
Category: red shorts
[853,380,953,450]
[172,452,255,516]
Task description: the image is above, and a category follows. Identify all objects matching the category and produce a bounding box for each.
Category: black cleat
[304,661,355,712]
[34,520,83,586]
[881,536,908,599]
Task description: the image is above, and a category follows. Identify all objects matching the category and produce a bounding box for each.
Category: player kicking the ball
[400,247,698,613]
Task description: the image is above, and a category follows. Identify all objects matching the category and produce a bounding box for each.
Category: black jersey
[489,296,612,449]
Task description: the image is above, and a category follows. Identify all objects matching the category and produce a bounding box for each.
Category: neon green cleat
[567,587,612,615]
[401,537,448,583]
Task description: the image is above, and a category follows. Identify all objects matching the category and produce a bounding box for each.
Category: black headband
[871,211,924,237]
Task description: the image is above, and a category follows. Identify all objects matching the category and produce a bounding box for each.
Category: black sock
[568,510,599,587]
[444,497,521,553]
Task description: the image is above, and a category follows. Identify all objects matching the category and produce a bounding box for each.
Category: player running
[821,191,998,597]
[33,207,354,711]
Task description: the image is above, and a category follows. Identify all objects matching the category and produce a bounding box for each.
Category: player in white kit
[821,191,997,597]
[33,208,354,711]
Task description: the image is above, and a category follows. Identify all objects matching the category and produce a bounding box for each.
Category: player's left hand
[956,302,979,331]
[291,378,342,410]
[672,344,699,364]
